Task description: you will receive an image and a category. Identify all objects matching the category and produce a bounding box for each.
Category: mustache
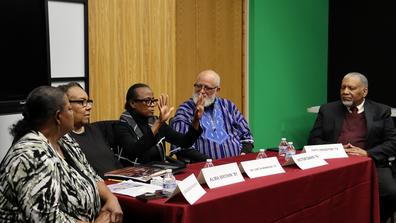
[192,93,215,107]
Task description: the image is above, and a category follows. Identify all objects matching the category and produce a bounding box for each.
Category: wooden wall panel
[88,0,245,121]
[175,0,245,113]
[89,0,176,121]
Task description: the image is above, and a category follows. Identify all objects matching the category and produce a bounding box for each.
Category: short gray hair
[344,72,368,88]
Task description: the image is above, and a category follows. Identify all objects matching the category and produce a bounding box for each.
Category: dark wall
[0,0,50,114]
[328,0,396,107]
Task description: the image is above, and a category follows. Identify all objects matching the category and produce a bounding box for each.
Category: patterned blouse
[0,131,102,222]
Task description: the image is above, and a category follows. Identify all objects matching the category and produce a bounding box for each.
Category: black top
[114,110,202,164]
[70,123,123,178]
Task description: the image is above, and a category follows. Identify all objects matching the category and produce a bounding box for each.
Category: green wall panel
[249,0,328,150]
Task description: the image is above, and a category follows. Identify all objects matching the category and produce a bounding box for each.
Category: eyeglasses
[193,83,218,93]
[69,99,94,107]
[134,98,158,106]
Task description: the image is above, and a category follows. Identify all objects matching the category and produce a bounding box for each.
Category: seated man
[60,82,123,178]
[308,72,396,223]
[171,69,254,160]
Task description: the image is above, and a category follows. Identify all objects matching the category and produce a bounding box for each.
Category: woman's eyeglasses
[69,99,94,107]
[134,98,158,106]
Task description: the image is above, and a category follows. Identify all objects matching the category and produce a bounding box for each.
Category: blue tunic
[171,97,254,159]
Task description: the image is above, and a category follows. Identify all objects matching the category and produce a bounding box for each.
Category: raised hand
[157,94,174,123]
[192,93,204,130]
[194,93,204,120]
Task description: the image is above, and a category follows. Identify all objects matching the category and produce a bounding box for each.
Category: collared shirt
[347,99,365,114]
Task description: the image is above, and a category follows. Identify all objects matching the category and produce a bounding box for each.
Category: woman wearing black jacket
[114,83,204,165]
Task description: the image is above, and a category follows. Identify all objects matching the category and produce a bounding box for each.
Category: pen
[108,178,123,182]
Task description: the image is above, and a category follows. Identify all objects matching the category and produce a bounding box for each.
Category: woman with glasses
[59,82,124,178]
[113,83,204,165]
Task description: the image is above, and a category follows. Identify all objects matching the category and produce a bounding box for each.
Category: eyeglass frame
[69,99,94,107]
[193,83,218,93]
[134,98,159,106]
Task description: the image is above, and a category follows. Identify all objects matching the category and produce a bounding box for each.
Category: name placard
[288,152,328,170]
[198,162,244,189]
[169,174,206,205]
[239,157,285,179]
[303,143,348,159]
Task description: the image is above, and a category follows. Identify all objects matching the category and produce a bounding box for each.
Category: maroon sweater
[337,111,367,149]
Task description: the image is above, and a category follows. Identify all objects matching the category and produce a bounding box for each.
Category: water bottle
[278,138,288,156]
[204,159,214,168]
[285,142,296,161]
[150,176,163,187]
[162,169,177,196]
[256,149,267,159]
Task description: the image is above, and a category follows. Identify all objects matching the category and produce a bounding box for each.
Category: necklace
[72,126,85,134]
[49,141,65,159]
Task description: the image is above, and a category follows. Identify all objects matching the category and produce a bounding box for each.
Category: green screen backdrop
[249,0,328,150]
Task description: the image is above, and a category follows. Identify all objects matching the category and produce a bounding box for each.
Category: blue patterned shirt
[171,97,253,159]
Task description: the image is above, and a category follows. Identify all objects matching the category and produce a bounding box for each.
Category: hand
[192,93,204,130]
[194,93,204,119]
[157,94,174,123]
[101,195,123,223]
[94,211,111,223]
[344,143,368,157]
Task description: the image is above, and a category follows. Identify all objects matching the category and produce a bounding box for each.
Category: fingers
[168,107,174,115]
[345,148,366,156]
[197,93,204,106]
[111,212,123,223]
[95,211,111,223]
[159,94,169,107]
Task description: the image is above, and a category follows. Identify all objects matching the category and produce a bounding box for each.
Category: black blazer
[308,99,396,166]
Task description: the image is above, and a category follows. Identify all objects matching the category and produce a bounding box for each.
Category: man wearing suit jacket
[308,72,396,223]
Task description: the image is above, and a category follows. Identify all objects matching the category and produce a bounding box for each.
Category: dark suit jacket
[308,99,396,166]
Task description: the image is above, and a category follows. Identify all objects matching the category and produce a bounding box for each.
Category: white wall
[0,114,22,162]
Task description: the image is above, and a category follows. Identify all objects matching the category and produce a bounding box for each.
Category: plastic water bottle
[256,149,267,159]
[285,142,296,161]
[278,138,288,156]
[162,169,177,196]
[204,159,214,168]
[150,176,163,187]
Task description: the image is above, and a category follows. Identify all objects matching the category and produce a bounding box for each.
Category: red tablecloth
[114,152,379,223]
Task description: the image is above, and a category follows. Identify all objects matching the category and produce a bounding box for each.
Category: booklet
[104,165,167,182]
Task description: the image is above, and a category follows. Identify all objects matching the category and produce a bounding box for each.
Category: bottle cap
[259,149,265,152]
[166,169,172,173]
[281,138,286,140]
[206,159,212,162]
[289,142,293,144]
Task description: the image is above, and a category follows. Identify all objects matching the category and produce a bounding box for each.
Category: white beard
[341,100,353,107]
[192,93,216,107]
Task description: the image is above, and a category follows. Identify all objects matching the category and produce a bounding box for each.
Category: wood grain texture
[89,0,176,121]
[175,0,245,112]
[88,0,245,121]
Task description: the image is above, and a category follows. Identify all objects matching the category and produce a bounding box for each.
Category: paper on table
[107,180,162,197]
